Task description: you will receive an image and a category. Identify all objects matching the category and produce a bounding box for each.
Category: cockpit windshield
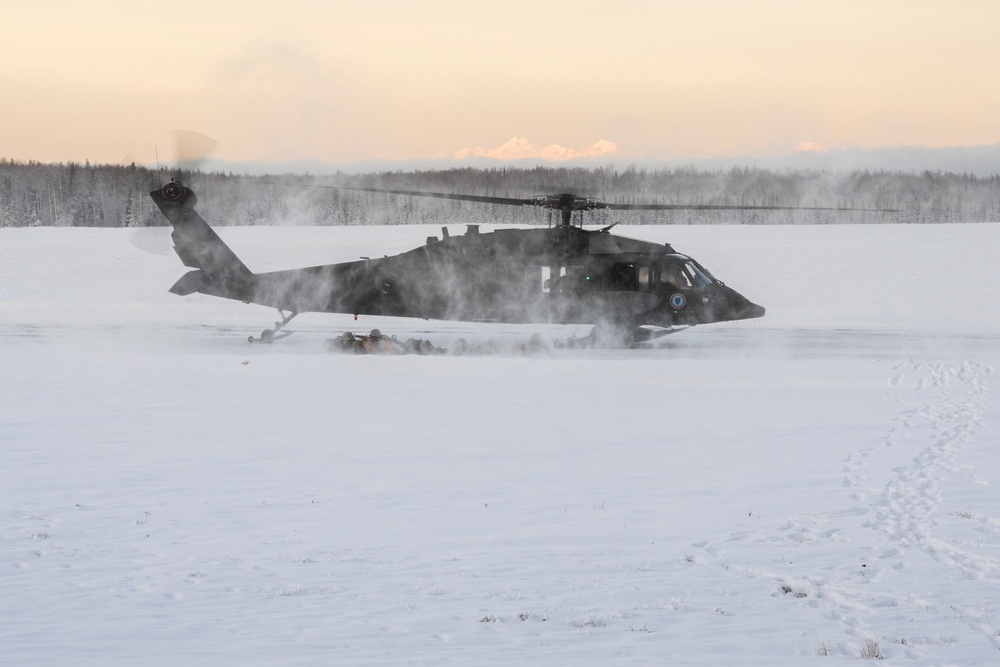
[660,256,716,289]
[659,262,691,288]
[684,261,714,287]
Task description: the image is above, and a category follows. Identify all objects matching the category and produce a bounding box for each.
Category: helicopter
[149,180,868,345]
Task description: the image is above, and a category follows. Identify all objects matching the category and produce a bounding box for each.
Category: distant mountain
[452,137,619,162]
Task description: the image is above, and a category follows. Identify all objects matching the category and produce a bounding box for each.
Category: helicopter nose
[720,286,765,321]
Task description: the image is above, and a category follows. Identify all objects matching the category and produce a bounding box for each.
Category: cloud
[453,137,619,161]
[795,140,827,153]
[795,140,852,154]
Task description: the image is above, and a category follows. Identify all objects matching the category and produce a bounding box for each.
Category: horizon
[3,1,999,169]
[6,140,1000,178]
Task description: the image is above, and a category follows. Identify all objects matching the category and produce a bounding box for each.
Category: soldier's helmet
[369,329,383,340]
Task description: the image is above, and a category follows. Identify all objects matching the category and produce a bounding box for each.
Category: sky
[2,0,1000,168]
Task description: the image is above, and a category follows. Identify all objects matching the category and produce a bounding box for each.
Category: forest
[1,158,999,228]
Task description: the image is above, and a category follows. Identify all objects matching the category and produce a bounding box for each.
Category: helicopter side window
[526,265,551,294]
[637,265,651,292]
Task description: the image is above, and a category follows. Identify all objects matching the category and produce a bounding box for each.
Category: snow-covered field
[2,221,999,664]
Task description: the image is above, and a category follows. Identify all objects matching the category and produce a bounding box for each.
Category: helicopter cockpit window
[685,261,714,287]
[659,262,691,289]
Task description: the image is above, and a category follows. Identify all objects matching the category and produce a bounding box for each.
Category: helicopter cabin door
[526,265,589,295]
[608,263,637,291]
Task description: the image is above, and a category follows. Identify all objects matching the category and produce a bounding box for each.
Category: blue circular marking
[670,293,687,309]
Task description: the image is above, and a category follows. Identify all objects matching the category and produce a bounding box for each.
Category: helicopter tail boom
[150,182,257,303]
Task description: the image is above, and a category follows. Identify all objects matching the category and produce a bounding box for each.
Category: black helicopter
[149,181,859,344]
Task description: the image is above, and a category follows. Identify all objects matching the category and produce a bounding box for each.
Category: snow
[2,221,999,664]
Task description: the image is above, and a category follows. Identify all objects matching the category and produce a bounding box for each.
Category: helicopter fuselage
[153,183,764,335]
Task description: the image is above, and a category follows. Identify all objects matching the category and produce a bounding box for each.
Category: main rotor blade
[172,130,218,168]
[604,202,896,212]
[318,185,897,214]
[321,186,602,212]
[322,186,534,207]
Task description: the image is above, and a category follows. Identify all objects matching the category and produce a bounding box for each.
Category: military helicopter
[149,180,868,345]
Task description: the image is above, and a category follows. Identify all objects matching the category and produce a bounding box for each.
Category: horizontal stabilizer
[169,270,205,296]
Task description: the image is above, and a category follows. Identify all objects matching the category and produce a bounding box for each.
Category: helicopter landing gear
[248,310,299,343]
[576,322,684,347]
[582,322,636,348]
[630,325,686,345]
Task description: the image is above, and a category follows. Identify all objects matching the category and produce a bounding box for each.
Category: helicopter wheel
[248,329,276,344]
[247,310,299,343]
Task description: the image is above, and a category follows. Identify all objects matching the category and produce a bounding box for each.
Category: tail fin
[150,182,256,301]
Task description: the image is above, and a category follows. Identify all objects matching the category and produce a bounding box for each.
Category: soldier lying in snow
[327,329,443,355]
[448,333,548,356]
[328,329,550,356]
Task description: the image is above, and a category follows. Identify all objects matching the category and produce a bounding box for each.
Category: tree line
[1,158,998,228]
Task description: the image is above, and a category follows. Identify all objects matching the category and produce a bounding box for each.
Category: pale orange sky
[2,0,999,166]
